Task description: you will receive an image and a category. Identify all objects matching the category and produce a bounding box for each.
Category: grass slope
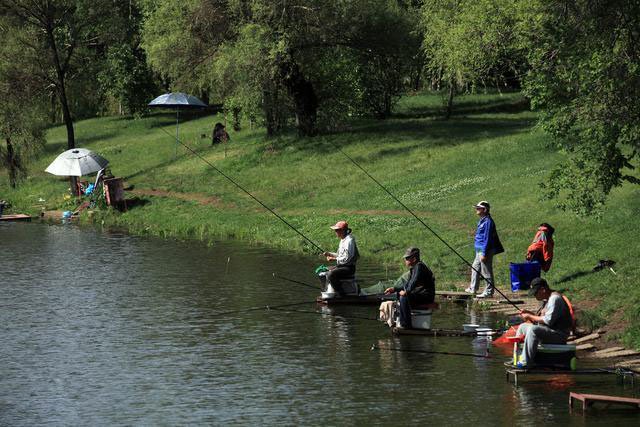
[2,92,639,347]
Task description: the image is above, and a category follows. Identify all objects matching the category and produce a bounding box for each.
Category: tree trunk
[279,59,317,137]
[263,90,276,137]
[5,137,17,189]
[445,80,456,120]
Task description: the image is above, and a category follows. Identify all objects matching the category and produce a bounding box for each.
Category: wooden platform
[436,291,472,300]
[0,214,32,222]
[391,327,481,337]
[505,366,636,386]
[569,392,640,413]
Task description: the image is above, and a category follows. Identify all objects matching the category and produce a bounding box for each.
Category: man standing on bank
[384,247,435,328]
[465,200,504,298]
[323,221,359,295]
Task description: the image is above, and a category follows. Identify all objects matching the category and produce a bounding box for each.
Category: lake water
[1,222,637,425]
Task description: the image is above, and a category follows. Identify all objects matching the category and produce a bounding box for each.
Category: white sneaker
[464,287,476,294]
[476,292,494,299]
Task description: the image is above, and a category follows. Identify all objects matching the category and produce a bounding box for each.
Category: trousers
[470,250,494,295]
[516,322,568,365]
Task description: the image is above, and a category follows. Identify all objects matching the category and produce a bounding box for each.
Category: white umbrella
[45,148,109,177]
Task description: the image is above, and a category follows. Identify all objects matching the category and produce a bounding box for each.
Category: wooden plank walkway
[505,367,635,386]
[569,392,640,413]
[0,214,32,222]
[391,327,486,337]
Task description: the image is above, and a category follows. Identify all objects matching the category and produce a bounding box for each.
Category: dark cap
[528,277,549,296]
[403,247,420,260]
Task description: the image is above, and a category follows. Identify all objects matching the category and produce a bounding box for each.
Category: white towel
[379,301,396,327]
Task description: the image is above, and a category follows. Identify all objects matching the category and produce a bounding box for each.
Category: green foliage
[142,0,422,134]
[519,0,640,215]
[420,0,525,113]
[0,19,47,187]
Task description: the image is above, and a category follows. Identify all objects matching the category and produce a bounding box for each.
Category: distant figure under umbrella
[211,122,229,145]
[526,223,555,272]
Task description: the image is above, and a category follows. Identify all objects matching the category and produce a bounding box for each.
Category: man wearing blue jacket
[465,201,504,298]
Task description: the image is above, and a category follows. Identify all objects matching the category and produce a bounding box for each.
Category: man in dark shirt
[384,247,436,328]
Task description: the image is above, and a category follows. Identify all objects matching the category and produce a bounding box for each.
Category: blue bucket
[510,261,541,292]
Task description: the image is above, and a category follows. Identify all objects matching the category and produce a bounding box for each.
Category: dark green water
[1,222,638,426]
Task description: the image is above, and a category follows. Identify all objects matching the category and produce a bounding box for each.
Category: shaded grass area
[2,91,640,348]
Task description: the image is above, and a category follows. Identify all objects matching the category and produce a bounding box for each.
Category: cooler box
[510,261,541,292]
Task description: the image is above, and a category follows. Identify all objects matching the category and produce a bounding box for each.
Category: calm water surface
[1,222,638,426]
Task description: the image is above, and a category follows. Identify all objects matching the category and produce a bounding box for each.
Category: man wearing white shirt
[323,220,360,295]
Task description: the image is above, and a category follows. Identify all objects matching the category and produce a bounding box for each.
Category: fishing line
[272,273,319,290]
[371,343,491,359]
[209,300,316,318]
[158,126,325,254]
[327,141,520,310]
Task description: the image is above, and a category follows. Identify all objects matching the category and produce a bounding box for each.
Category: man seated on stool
[384,247,435,328]
[515,278,573,368]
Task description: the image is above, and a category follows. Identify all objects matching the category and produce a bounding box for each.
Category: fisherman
[384,247,435,328]
[465,200,504,298]
[514,278,574,368]
[322,220,359,296]
[526,223,555,272]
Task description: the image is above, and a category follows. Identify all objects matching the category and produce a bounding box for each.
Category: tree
[519,0,640,214]
[421,0,523,118]
[0,0,125,149]
[0,23,46,188]
[142,0,421,136]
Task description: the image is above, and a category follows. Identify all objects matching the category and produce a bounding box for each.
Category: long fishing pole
[269,306,379,321]
[328,141,520,310]
[209,300,317,318]
[371,344,490,359]
[272,273,319,290]
[158,127,325,254]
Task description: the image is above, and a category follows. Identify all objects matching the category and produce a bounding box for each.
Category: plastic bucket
[510,261,541,291]
[410,309,433,330]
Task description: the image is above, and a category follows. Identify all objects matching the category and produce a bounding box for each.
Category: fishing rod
[327,140,520,311]
[269,306,380,321]
[371,343,490,359]
[209,300,316,318]
[272,273,319,290]
[158,127,325,254]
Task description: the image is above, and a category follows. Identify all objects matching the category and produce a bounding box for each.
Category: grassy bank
[2,92,639,347]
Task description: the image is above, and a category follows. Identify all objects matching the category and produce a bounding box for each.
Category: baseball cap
[528,277,549,296]
[474,200,490,211]
[330,220,348,230]
[403,247,420,259]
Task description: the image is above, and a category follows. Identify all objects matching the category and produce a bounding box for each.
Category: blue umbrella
[148,92,208,157]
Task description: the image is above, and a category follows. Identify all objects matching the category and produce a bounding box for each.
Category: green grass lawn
[3,91,639,347]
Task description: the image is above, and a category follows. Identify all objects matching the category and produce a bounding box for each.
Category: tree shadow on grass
[43,131,119,155]
[292,115,534,157]
[395,96,530,119]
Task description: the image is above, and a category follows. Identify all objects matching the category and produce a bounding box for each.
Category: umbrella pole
[175,108,179,158]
